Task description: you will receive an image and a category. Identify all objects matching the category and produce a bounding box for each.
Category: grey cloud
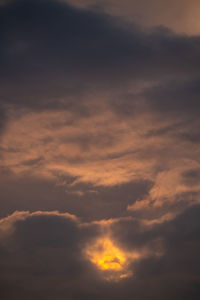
[1,208,200,299]
[1,0,200,111]
[0,212,101,298]
[0,105,6,136]
[182,168,200,187]
[114,205,200,299]
[0,170,151,221]
[138,77,200,144]
[66,0,200,36]
[144,78,200,116]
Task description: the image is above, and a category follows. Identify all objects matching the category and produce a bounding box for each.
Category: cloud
[1,0,200,113]
[1,99,199,223]
[0,1,200,297]
[128,161,200,221]
[0,105,6,138]
[144,78,200,117]
[0,109,154,185]
[65,0,200,35]
[1,208,200,299]
[0,210,165,299]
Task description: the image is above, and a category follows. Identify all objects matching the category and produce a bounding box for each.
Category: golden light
[85,237,140,281]
[88,238,125,270]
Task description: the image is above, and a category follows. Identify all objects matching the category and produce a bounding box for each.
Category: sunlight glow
[85,237,140,281]
[88,238,126,270]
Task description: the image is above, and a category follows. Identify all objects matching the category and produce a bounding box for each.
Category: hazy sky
[0,0,200,299]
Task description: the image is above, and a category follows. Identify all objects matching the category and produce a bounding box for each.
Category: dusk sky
[0,0,200,299]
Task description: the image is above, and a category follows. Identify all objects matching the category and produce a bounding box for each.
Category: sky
[0,0,200,299]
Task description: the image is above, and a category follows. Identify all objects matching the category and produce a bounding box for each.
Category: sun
[85,237,139,281]
[88,238,126,271]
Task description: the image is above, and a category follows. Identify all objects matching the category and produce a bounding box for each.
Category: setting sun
[85,237,140,280]
[86,238,126,271]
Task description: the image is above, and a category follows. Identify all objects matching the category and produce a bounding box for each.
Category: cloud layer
[0,0,200,298]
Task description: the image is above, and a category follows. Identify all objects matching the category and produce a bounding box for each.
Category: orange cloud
[1,103,200,223]
[1,107,156,186]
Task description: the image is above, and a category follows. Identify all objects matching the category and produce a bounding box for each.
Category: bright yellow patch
[85,237,139,280]
[88,238,126,271]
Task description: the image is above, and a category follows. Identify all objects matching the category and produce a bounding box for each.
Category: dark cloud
[0,105,6,136]
[0,170,151,221]
[66,0,200,36]
[1,208,200,299]
[1,0,200,111]
[182,168,200,187]
[0,212,98,299]
[143,78,200,116]
[114,206,200,299]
